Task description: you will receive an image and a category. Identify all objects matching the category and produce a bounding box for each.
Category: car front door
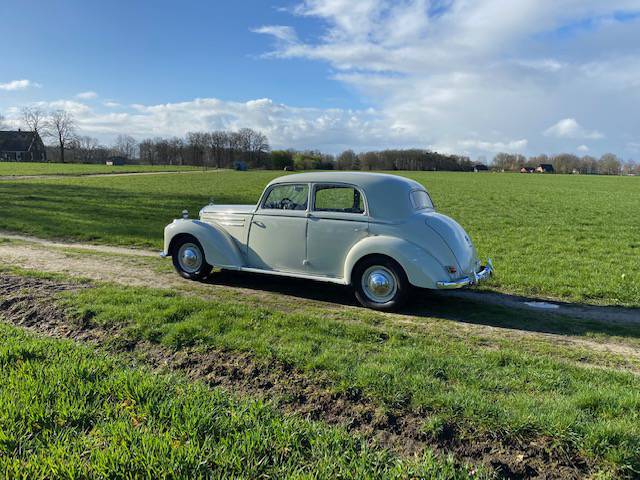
[306,183,369,278]
[247,183,309,273]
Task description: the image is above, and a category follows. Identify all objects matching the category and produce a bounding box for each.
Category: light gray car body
[162,171,492,290]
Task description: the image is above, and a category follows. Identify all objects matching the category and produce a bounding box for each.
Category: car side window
[314,185,365,214]
[263,184,309,210]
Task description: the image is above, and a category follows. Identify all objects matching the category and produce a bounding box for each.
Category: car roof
[268,171,419,189]
[267,171,429,220]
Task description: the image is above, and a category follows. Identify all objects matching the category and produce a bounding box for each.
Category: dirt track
[1,231,638,324]
[0,169,225,180]
[1,231,639,370]
[0,168,224,181]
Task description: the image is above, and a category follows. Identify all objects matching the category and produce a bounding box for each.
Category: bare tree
[139,138,156,165]
[77,135,100,163]
[599,153,621,175]
[186,132,209,169]
[168,137,185,165]
[551,153,580,174]
[114,134,138,159]
[48,110,76,163]
[0,112,6,129]
[22,107,47,136]
[337,149,357,170]
[209,131,228,168]
[248,129,269,167]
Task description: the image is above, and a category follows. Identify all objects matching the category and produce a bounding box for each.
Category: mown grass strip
[0,161,199,176]
[0,322,479,479]
[61,284,640,476]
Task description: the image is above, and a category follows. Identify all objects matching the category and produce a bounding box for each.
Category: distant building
[106,156,126,166]
[520,167,535,173]
[0,130,47,162]
[473,164,489,172]
[536,163,555,173]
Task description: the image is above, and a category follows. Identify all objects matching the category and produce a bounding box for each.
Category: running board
[223,266,349,285]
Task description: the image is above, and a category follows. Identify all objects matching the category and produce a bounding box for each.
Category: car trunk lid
[424,212,479,274]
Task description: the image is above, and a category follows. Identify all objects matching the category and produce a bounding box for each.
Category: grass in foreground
[0,161,199,176]
[0,322,476,479]
[0,170,638,306]
[61,283,640,477]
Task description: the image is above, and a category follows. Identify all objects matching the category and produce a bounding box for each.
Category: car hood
[423,212,478,274]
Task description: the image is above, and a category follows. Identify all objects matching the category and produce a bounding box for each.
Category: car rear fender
[343,236,445,289]
[164,219,244,268]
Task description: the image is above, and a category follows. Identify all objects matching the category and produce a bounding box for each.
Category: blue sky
[1,0,639,158]
[0,0,353,107]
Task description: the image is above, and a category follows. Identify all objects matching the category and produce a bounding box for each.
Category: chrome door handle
[252,220,266,228]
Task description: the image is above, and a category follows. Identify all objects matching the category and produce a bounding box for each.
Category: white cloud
[577,144,589,153]
[0,79,41,91]
[252,25,298,43]
[46,100,92,115]
[253,0,640,157]
[543,118,603,139]
[3,96,397,151]
[515,58,566,72]
[103,100,121,108]
[76,91,98,100]
[459,138,528,153]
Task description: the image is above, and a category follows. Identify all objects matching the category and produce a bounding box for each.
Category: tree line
[492,152,638,175]
[139,129,269,168]
[3,108,638,174]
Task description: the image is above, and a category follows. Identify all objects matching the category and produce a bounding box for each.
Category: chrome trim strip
[223,266,349,285]
[436,258,493,289]
[201,213,247,228]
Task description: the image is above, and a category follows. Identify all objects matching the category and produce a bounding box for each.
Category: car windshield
[410,190,434,210]
[263,184,309,210]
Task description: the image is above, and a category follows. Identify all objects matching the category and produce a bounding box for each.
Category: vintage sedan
[162,172,492,310]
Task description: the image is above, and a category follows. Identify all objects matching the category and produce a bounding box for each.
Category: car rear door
[306,183,369,279]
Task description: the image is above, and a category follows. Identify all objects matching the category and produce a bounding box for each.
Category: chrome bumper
[436,258,493,289]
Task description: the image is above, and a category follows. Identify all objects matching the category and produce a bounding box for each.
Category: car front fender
[343,235,446,289]
[163,219,244,268]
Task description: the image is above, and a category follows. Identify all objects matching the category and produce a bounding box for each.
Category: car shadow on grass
[204,269,640,340]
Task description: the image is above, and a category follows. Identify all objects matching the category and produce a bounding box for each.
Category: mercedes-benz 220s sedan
[162,172,493,310]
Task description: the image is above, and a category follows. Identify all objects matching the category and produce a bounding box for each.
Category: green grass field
[58,283,639,476]
[0,161,199,176]
[0,322,477,479]
[1,170,638,306]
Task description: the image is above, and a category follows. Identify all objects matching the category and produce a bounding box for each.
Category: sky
[0,0,639,159]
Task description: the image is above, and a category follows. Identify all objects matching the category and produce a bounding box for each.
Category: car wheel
[172,236,213,281]
[353,256,409,311]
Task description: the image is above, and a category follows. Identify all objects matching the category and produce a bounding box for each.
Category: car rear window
[410,190,433,210]
[314,185,365,214]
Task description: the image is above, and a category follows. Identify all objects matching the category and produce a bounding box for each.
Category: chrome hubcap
[178,243,203,273]
[362,266,397,303]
